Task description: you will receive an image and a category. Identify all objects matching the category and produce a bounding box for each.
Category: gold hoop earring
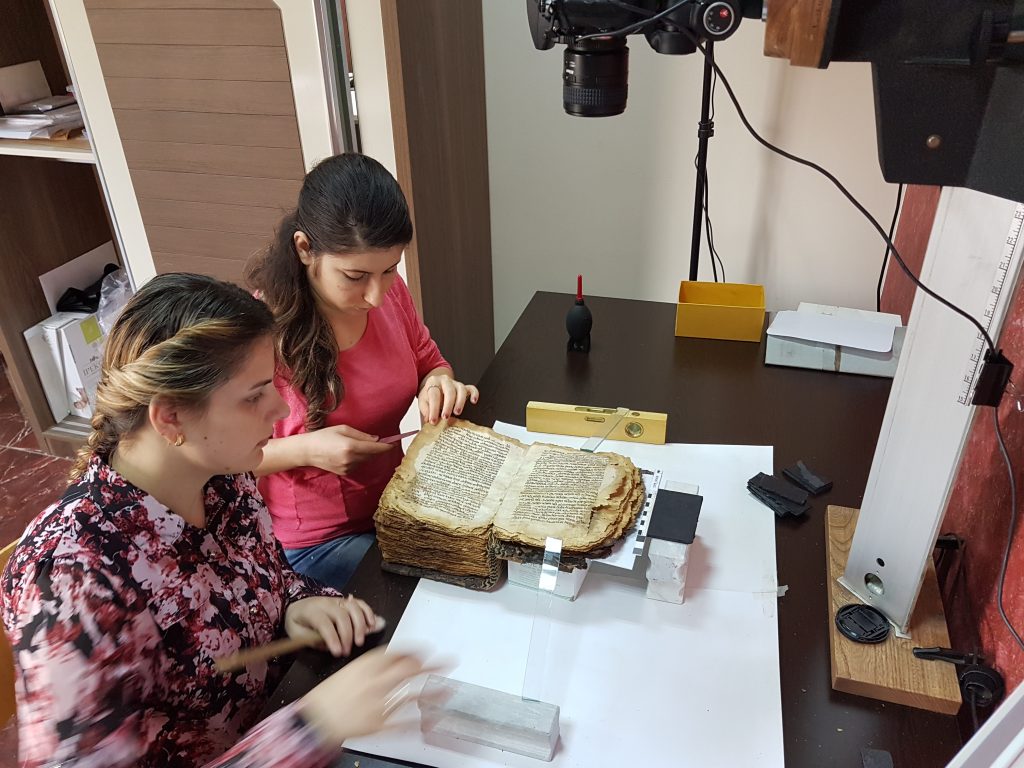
[174,434,185,447]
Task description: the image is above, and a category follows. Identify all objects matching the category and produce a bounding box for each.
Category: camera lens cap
[835,604,890,644]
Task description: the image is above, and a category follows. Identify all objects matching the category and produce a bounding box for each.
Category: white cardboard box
[765,304,906,378]
[24,312,104,421]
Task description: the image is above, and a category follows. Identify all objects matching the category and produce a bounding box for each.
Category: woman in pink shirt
[248,154,479,590]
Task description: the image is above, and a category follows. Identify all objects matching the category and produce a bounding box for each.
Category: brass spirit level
[525,401,667,445]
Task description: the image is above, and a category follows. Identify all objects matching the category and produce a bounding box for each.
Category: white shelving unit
[0,136,95,164]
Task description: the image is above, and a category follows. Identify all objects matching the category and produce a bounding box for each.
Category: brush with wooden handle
[214,616,387,674]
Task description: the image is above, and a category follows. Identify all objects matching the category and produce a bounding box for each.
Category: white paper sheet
[348,432,783,766]
[767,308,897,353]
[348,578,784,767]
[492,423,776,594]
[797,302,902,328]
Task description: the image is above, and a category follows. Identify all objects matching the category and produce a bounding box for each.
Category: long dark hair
[245,154,413,431]
[73,273,274,479]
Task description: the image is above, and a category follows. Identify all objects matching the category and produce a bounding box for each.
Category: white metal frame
[946,680,1024,768]
[48,0,156,287]
[275,0,336,170]
[840,187,1024,632]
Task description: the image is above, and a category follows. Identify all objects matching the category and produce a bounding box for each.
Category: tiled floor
[0,358,74,766]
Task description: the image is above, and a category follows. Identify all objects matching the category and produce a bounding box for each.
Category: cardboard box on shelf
[24,312,104,422]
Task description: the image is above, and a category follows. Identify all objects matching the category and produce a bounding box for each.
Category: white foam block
[419,675,559,761]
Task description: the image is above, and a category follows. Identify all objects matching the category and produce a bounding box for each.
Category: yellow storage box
[674,281,765,343]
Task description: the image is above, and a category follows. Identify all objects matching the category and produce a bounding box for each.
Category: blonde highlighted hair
[71,273,274,479]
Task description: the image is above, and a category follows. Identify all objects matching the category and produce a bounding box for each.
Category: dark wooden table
[267,292,962,767]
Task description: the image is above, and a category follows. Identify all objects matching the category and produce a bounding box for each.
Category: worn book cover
[375,420,643,590]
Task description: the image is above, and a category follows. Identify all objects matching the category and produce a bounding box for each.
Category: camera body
[527,0,1024,201]
[528,0,752,116]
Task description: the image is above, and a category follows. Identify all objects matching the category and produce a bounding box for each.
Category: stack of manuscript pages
[375,420,643,590]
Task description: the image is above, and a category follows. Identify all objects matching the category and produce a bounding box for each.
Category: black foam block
[647,490,703,544]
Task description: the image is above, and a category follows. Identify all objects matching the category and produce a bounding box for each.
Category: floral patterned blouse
[1,456,342,767]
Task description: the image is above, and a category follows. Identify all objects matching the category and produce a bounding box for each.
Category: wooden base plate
[826,506,961,714]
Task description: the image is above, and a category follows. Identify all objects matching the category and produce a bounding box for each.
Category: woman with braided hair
[1,273,431,768]
[248,153,479,591]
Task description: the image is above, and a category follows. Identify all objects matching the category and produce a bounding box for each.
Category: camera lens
[563,41,629,117]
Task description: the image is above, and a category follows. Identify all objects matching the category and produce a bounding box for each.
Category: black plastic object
[55,262,120,314]
[835,604,891,644]
[972,349,1014,407]
[748,472,810,518]
[566,274,592,353]
[960,664,1006,708]
[913,646,1006,708]
[646,490,702,544]
[783,460,833,496]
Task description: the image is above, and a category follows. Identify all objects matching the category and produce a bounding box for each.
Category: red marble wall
[881,185,942,322]
[883,186,1024,692]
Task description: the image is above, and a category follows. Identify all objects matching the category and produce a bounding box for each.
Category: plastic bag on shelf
[97,268,134,335]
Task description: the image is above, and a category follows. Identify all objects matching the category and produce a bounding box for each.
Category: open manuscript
[375,420,643,589]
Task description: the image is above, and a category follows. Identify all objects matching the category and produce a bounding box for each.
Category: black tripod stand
[688,40,715,281]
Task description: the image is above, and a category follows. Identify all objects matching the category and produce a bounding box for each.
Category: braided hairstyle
[245,153,413,431]
[71,273,274,479]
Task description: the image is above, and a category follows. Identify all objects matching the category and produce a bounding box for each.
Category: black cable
[992,407,1024,652]
[704,173,726,281]
[877,183,904,312]
[710,67,717,122]
[576,0,694,42]
[706,67,725,281]
[969,689,980,734]
[693,152,725,281]
[680,31,996,353]
[694,65,725,282]
[705,177,718,281]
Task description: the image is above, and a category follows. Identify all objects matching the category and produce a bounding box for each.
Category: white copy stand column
[841,188,1024,633]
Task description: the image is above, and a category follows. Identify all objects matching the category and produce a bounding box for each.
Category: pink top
[259,276,449,549]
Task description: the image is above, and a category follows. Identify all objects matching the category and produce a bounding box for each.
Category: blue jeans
[284,532,376,592]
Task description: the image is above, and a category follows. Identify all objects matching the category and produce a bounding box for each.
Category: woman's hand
[301,648,436,747]
[285,595,382,657]
[418,372,480,425]
[302,425,394,476]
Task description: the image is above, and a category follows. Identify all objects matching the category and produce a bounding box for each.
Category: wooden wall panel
[122,141,303,178]
[104,78,295,115]
[95,44,289,81]
[150,252,247,282]
[88,9,283,46]
[146,225,266,260]
[113,111,299,148]
[129,169,300,208]
[85,0,274,9]
[85,1,305,284]
[138,198,285,236]
[382,0,495,382]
